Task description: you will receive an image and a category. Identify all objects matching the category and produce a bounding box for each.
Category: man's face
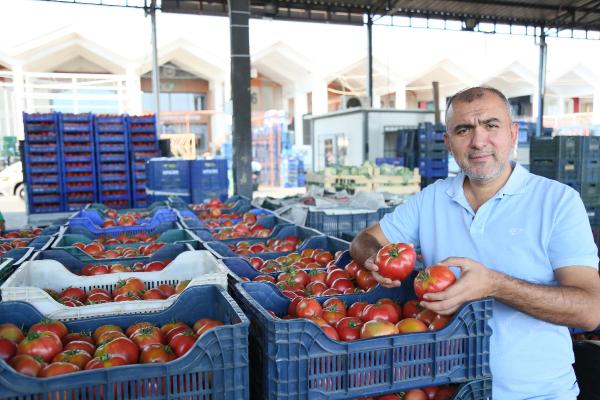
[444,92,518,183]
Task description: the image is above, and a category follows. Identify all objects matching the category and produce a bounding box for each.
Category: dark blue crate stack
[283,156,304,188]
[94,114,132,209]
[59,113,97,211]
[127,114,161,208]
[191,159,229,203]
[22,112,65,213]
[146,158,192,203]
[530,136,600,217]
[417,122,448,189]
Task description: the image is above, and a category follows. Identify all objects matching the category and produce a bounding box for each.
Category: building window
[142,92,207,112]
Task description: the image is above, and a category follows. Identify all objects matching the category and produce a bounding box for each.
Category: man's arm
[421,257,600,331]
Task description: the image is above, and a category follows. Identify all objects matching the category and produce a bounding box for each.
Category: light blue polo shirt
[380,162,599,399]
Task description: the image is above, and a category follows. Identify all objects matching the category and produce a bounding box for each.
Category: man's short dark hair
[445,86,513,123]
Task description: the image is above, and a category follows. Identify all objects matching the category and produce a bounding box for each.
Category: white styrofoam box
[1,250,227,320]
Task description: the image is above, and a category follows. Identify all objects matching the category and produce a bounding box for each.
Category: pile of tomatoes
[78,259,171,276]
[190,198,236,212]
[71,241,164,259]
[1,228,43,239]
[251,260,378,297]
[353,385,458,400]
[227,236,301,255]
[210,223,272,239]
[44,277,190,306]
[0,317,223,377]
[246,248,338,273]
[279,295,452,342]
[94,233,159,245]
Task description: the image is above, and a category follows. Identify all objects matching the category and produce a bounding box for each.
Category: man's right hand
[363,254,402,288]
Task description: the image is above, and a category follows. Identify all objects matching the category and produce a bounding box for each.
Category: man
[351,87,600,399]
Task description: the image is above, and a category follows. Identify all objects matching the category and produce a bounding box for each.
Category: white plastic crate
[1,250,228,320]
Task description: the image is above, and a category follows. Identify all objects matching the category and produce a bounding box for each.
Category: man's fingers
[437,257,470,270]
[364,258,378,272]
[372,270,401,288]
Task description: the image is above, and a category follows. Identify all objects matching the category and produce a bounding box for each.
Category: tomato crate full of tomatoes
[0,285,249,400]
[200,224,319,251]
[1,248,228,320]
[60,221,181,239]
[234,277,492,400]
[67,211,179,237]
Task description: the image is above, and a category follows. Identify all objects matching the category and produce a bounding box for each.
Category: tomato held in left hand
[374,243,416,281]
[413,264,456,300]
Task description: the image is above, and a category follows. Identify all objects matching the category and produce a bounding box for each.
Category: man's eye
[487,124,498,129]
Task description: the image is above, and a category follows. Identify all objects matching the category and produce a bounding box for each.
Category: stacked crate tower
[59,113,98,211]
[530,136,600,246]
[418,122,449,188]
[127,115,161,208]
[94,115,132,209]
[22,113,65,213]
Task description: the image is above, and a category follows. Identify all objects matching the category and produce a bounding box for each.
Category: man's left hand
[420,257,499,315]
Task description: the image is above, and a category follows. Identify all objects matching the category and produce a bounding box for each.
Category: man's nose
[470,124,489,149]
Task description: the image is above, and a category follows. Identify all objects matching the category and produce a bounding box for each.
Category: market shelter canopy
[161,0,600,33]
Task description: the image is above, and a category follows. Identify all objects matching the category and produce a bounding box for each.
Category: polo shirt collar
[445,160,529,201]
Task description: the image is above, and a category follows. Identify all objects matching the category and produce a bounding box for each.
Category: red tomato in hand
[414,264,456,300]
[374,243,416,281]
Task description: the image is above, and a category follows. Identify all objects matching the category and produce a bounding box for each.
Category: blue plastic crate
[196,223,315,243]
[190,214,289,234]
[63,154,93,162]
[205,235,348,259]
[65,164,94,173]
[61,220,180,239]
[29,154,58,163]
[98,131,128,139]
[0,285,249,400]
[235,278,492,400]
[67,213,180,237]
[146,158,191,192]
[24,124,58,133]
[29,204,63,213]
[29,175,59,184]
[130,125,157,133]
[30,194,61,204]
[98,143,127,153]
[65,202,91,212]
[25,131,58,142]
[23,112,56,123]
[40,225,61,235]
[190,159,228,194]
[39,241,191,268]
[70,208,177,226]
[29,165,58,174]
[131,143,160,151]
[305,209,380,238]
[128,115,156,124]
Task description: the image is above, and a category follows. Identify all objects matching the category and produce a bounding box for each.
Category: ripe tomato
[157,284,176,297]
[0,323,24,343]
[30,318,68,339]
[287,296,304,317]
[414,265,456,300]
[356,268,378,290]
[374,243,416,281]
[347,302,368,318]
[131,326,165,350]
[416,309,437,325]
[308,269,327,284]
[325,269,351,287]
[330,278,354,292]
[296,298,323,318]
[139,344,177,363]
[62,331,94,346]
[126,322,155,337]
[88,265,109,275]
[39,361,80,377]
[60,287,86,302]
[402,299,423,319]
[376,298,403,318]
[360,320,399,339]
[64,340,95,356]
[53,349,92,369]
[160,321,189,337]
[94,337,139,364]
[306,281,327,296]
[8,354,44,377]
[344,260,361,277]
[360,303,401,324]
[428,314,451,331]
[432,386,456,400]
[321,325,339,341]
[0,338,16,361]
[17,331,63,362]
[83,243,104,257]
[142,288,166,300]
[144,261,166,272]
[322,303,347,326]
[335,317,363,342]
[95,327,124,345]
[169,331,198,357]
[314,251,334,266]
[254,275,276,283]
[194,320,224,336]
[84,354,128,370]
[422,386,439,399]
[396,318,428,333]
[96,330,127,346]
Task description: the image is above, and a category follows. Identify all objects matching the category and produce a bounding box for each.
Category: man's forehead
[447,96,507,125]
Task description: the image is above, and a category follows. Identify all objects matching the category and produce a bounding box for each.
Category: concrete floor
[0,186,306,230]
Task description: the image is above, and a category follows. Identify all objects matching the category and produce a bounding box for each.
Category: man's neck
[463,163,514,213]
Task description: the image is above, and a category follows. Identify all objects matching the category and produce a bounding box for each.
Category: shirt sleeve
[548,187,599,270]
[379,189,422,247]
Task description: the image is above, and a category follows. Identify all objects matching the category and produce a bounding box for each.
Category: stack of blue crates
[191,159,229,203]
[22,113,65,213]
[282,157,304,188]
[417,122,448,188]
[146,158,192,203]
[530,136,600,227]
[59,113,97,211]
[94,115,132,209]
[127,115,161,208]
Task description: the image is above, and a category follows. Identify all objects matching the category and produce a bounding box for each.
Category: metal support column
[536,30,547,137]
[367,14,374,107]
[229,0,253,197]
[149,0,161,128]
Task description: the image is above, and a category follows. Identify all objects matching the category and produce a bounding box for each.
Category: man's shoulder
[526,171,579,199]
